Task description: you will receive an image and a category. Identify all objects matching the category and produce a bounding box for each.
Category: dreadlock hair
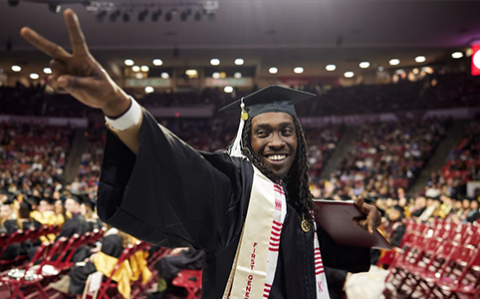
[239,116,316,223]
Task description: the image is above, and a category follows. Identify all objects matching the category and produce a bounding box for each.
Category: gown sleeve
[97,109,240,252]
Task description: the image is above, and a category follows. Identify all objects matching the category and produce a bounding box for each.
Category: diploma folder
[314,200,392,250]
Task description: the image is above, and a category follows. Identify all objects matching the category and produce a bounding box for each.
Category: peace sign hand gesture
[20,9,130,117]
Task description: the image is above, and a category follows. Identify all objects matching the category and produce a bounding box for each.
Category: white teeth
[267,155,286,161]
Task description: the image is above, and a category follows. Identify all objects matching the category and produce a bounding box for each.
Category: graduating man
[21,9,381,299]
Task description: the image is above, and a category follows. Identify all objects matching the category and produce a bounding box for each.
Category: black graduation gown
[97,110,370,299]
[86,218,104,232]
[56,214,89,240]
[1,220,20,260]
[155,248,205,281]
[68,234,124,295]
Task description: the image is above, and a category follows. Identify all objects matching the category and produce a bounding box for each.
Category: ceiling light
[212,72,220,79]
[344,71,354,78]
[135,73,143,79]
[359,62,370,69]
[412,68,419,74]
[451,52,463,59]
[30,73,39,80]
[122,12,130,22]
[43,67,52,74]
[210,58,220,66]
[234,72,242,79]
[145,86,154,94]
[395,69,405,74]
[294,67,304,74]
[389,59,400,66]
[153,59,163,66]
[161,72,169,79]
[132,65,140,72]
[326,64,336,71]
[185,69,197,76]
[269,67,278,74]
[141,65,149,72]
[124,59,134,66]
[415,56,426,63]
[234,58,244,65]
[11,65,21,72]
[224,86,233,93]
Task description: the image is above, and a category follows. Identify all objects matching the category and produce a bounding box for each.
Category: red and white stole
[222,166,330,299]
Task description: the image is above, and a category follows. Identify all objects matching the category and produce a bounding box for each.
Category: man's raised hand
[20,8,130,117]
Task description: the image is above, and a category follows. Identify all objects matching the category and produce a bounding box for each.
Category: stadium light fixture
[344,71,354,78]
[359,62,370,69]
[210,58,220,66]
[234,72,242,78]
[161,72,169,79]
[326,64,336,71]
[30,73,39,80]
[132,66,140,72]
[185,69,197,76]
[389,59,400,66]
[145,86,154,94]
[294,67,304,74]
[224,86,233,93]
[124,59,134,66]
[153,59,163,66]
[11,65,21,72]
[269,67,278,74]
[452,52,463,59]
[43,67,52,74]
[141,65,149,72]
[212,72,220,79]
[234,58,244,65]
[415,56,426,63]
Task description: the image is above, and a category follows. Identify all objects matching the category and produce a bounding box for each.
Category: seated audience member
[80,196,103,231]
[410,196,427,218]
[17,202,42,231]
[68,227,148,299]
[31,197,57,226]
[459,198,472,222]
[386,206,406,247]
[0,199,21,260]
[418,196,441,223]
[58,194,89,239]
[54,198,68,227]
[153,247,205,299]
[438,194,454,219]
[466,199,480,223]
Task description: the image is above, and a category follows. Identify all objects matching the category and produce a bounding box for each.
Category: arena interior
[0,0,480,298]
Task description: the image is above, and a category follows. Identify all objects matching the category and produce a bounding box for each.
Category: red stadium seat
[172,270,203,299]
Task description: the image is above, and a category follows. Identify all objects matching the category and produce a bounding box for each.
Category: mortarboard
[40,197,55,205]
[27,195,41,206]
[82,197,96,211]
[67,193,84,204]
[219,86,316,157]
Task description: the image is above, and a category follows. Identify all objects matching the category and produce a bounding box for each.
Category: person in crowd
[152,247,205,299]
[418,196,441,223]
[439,194,454,219]
[54,198,68,228]
[31,197,57,226]
[410,196,427,218]
[80,196,103,231]
[68,227,146,299]
[58,194,89,239]
[0,199,21,260]
[466,199,480,223]
[386,206,406,247]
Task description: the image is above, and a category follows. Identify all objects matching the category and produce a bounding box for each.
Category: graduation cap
[82,197,96,211]
[27,195,41,206]
[219,86,316,157]
[20,201,33,212]
[40,197,55,205]
[67,193,84,204]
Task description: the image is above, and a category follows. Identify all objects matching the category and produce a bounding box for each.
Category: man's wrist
[102,89,132,118]
[104,96,142,131]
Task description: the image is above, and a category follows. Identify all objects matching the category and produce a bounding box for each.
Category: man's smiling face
[250,112,298,179]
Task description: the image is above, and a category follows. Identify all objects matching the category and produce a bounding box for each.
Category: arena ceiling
[0,0,479,76]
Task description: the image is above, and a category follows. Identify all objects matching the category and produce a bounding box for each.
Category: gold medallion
[301,213,310,232]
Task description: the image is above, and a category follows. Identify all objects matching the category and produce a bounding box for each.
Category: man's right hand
[20,8,130,118]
